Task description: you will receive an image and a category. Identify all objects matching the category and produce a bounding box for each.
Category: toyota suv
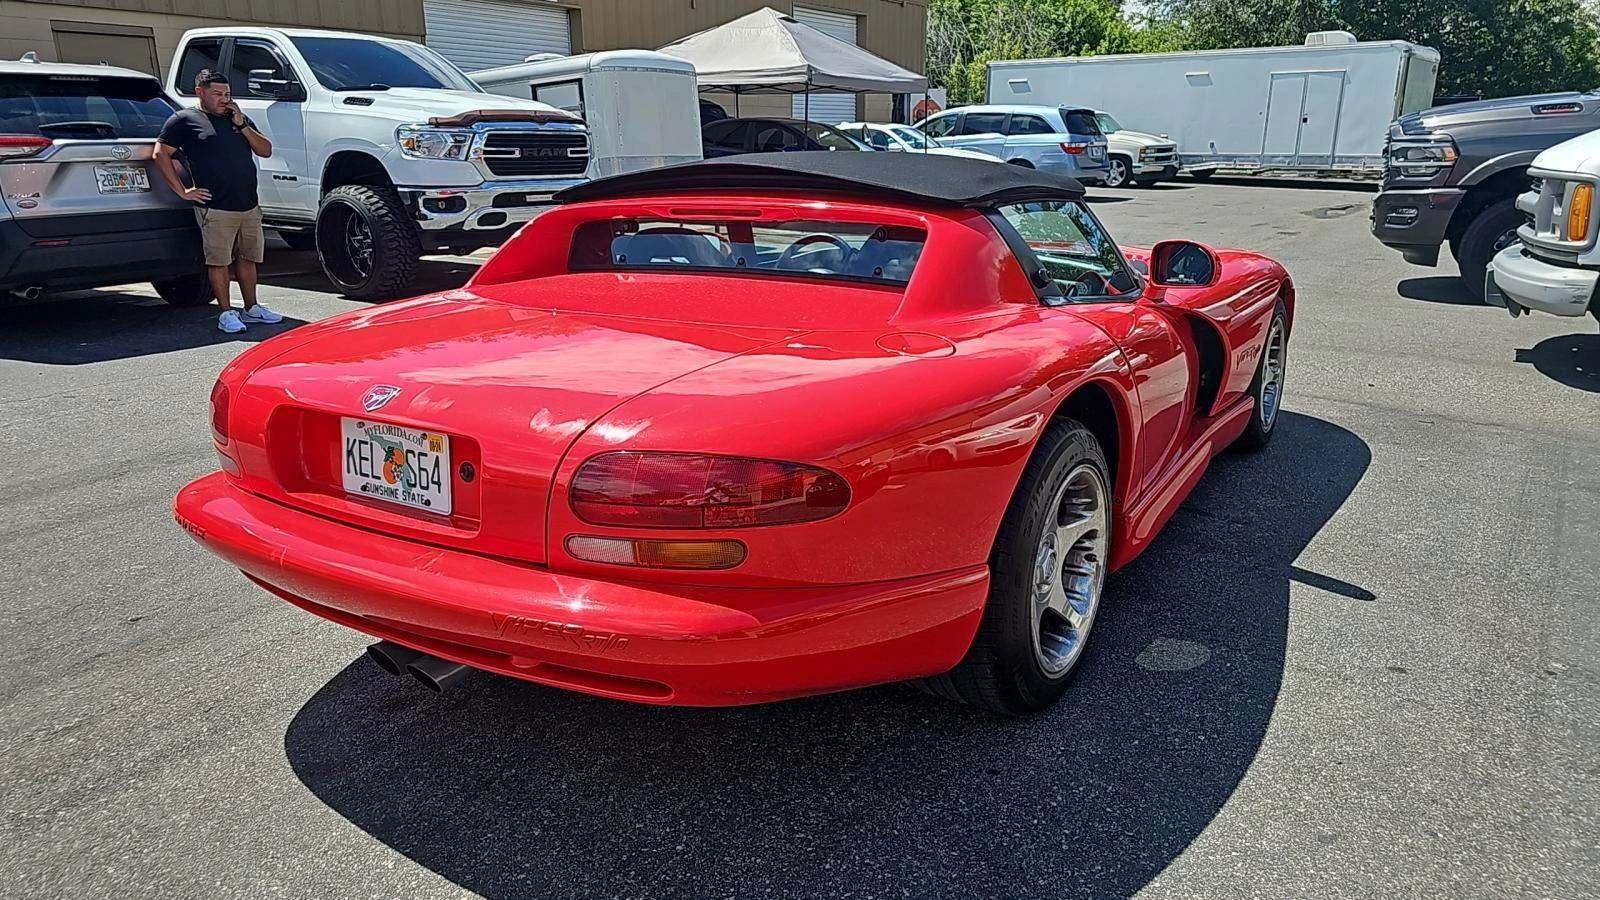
[915,104,1110,184]
[1,57,210,306]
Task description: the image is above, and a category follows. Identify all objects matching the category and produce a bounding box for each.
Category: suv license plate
[1089,146,1104,159]
[341,417,453,515]
[95,164,150,194]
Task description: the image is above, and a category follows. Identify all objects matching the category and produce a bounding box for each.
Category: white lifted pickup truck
[166,27,589,299]
[1486,128,1600,321]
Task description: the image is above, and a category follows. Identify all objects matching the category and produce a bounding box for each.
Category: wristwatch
[236,116,255,133]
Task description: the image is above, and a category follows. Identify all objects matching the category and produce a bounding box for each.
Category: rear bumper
[0,210,202,293]
[174,472,988,705]
[1370,188,1463,266]
[1486,244,1598,317]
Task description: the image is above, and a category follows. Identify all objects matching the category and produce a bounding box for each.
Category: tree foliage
[930,0,1600,102]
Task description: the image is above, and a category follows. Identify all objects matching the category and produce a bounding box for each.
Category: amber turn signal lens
[566,535,747,570]
[1568,183,1593,241]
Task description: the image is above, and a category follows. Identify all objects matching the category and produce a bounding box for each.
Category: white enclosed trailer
[472,50,703,178]
[986,32,1439,177]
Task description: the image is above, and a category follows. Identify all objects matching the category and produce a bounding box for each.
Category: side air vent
[343,96,375,107]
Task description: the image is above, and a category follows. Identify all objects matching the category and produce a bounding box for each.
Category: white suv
[0,57,210,307]
[166,27,590,299]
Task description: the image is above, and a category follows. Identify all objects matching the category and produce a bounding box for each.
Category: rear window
[0,74,176,139]
[570,218,927,285]
[1061,109,1102,135]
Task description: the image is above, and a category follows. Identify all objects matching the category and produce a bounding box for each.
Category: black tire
[1188,169,1216,181]
[923,418,1111,714]
[316,184,421,301]
[276,229,317,252]
[1104,155,1132,188]
[1453,196,1522,302]
[1234,300,1288,451]
[151,273,214,308]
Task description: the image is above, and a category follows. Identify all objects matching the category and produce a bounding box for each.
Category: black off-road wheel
[152,273,214,307]
[1453,196,1522,302]
[1234,300,1288,451]
[923,419,1112,715]
[316,184,421,301]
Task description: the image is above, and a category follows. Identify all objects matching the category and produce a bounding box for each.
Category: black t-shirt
[157,108,259,212]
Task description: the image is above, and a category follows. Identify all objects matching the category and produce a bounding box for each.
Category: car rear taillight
[1060,141,1090,155]
[0,135,52,160]
[570,452,851,528]
[210,380,230,444]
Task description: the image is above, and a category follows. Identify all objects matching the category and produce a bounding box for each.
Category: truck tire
[152,273,214,307]
[316,184,421,301]
[922,418,1111,715]
[1454,197,1522,302]
[1104,155,1131,188]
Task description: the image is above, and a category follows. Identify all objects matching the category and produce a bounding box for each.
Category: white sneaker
[241,303,283,324]
[218,309,246,334]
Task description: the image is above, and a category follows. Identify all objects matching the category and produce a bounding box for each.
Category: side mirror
[1147,239,1220,288]
[247,68,300,100]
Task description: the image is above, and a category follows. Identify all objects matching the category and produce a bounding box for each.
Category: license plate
[94,164,149,194]
[1089,146,1104,159]
[341,417,452,515]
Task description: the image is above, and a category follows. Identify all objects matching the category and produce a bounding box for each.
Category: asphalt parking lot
[1,179,1595,898]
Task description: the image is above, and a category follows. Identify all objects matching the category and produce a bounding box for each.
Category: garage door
[424,0,572,74]
[791,6,857,124]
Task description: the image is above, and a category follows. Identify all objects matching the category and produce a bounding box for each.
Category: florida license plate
[341,417,452,515]
[94,164,150,194]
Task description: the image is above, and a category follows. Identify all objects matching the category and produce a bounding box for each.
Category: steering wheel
[777,234,853,271]
[1066,270,1109,298]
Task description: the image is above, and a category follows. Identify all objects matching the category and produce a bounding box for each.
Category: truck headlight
[396,125,473,160]
[1390,141,1457,177]
[1568,183,1593,241]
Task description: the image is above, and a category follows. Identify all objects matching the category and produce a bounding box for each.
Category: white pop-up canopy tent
[658,6,926,119]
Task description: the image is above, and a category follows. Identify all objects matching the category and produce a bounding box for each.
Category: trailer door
[1262,74,1305,162]
[1262,70,1347,167]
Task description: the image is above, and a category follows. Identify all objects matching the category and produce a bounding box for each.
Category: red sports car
[175,153,1293,714]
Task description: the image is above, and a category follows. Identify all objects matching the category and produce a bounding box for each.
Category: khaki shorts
[195,206,265,267]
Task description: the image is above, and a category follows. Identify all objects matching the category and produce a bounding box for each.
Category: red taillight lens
[0,134,52,160]
[570,452,851,528]
[210,380,230,444]
[1060,141,1088,154]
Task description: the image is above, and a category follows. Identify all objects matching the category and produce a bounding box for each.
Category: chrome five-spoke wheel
[1259,314,1287,430]
[1031,462,1109,675]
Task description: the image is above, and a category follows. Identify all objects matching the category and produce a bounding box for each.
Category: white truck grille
[1517,173,1595,251]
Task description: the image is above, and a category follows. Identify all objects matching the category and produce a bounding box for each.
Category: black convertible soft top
[553,151,1085,208]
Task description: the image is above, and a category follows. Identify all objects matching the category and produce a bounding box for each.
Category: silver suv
[0,57,210,306]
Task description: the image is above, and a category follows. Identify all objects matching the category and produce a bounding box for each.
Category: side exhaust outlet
[407,655,471,693]
[366,640,427,676]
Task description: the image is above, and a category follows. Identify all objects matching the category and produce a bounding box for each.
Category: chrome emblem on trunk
[361,384,402,412]
[110,144,132,160]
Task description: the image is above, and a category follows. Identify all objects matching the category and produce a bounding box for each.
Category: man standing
[153,69,282,333]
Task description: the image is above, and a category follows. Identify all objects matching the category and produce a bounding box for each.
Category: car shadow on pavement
[1397,276,1481,306]
[283,411,1370,899]
[0,292,305,365]
[1515,331,1600,392]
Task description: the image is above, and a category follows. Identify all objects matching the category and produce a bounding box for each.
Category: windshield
[290,37,481,92]
[571,217,925,285]
[997,200,1138,298]
[0,74,176,139]
[1094,113,1121,134]
[889,126,936,150]
[801,122,863,151]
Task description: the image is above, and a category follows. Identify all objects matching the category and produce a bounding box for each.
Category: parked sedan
[916,104,1111,184]
[175,153,1294,714]
[836,122,1001,163]
[701,116,870,157]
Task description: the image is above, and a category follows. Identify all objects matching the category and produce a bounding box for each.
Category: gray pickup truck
[1371,91,1600,299]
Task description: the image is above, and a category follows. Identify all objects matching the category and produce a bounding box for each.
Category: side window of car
[863,129,892,150]
[174,39,223,96]
[1008,115,1055,136]
[922,114,958,138]
[227,40,303,100]
[752,124,803,152]
[704,120,749,149]
[991,200,1140,301]
[960,112,1007,135]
